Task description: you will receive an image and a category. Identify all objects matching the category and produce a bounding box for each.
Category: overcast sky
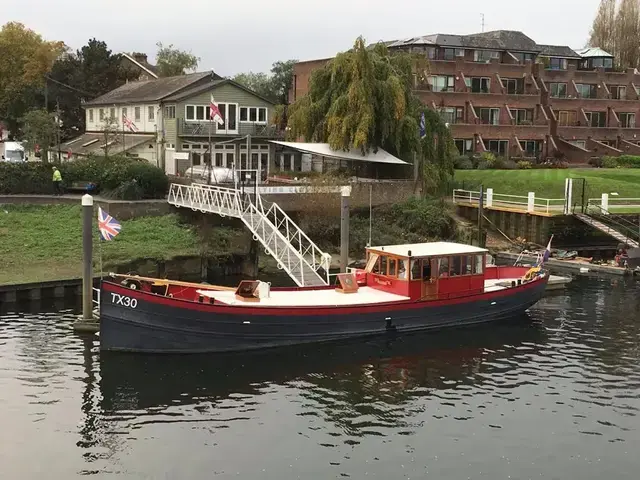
[5,0,601,77]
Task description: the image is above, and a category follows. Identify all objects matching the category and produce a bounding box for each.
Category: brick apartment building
[289,30,640,163]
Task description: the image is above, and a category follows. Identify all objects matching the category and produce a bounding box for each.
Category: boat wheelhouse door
[419,257,438,300]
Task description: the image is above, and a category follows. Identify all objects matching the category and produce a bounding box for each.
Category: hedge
[0,156,169,199]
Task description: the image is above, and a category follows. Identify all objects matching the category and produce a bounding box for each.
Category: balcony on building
[178,119,283,138]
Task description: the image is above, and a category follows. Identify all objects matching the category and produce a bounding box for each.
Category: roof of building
[576,47,614,58]
[162,78,276,105]
[59,132,154,156]
[84,72,216,106]
[537,44,582,59]
[368,242,488,258]
[388,30,543,52]
[268,141,408,165]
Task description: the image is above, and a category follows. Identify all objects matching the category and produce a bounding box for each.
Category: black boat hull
[99,276,548,354]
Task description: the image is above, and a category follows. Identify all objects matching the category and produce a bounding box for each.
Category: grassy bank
[0,205,201,285]
[454,169,640,199]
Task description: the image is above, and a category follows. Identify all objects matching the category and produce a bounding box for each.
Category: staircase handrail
[585,201,640,244]
[185,183,331,285]
[254,194,332,274]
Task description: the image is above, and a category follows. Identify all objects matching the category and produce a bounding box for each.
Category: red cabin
[363,242,489,301]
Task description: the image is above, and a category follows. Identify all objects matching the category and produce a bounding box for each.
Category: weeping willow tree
[287,36,455,195]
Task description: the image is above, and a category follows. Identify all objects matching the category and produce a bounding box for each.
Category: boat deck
[196,278,530,307]
[197,286,411,307]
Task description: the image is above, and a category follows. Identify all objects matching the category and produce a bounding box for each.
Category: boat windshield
[365,253,379,272]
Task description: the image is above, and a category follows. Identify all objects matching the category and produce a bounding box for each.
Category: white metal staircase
[574,213,640,248]
[168,183,331,287]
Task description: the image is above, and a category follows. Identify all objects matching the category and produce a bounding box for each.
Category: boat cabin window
[379,256,388,275]
[439,257,450,277]
[389,258,397,277]
[436,254,485,277]
[398,259,409,279]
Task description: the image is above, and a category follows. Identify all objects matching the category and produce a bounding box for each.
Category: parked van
[1,142,26,162]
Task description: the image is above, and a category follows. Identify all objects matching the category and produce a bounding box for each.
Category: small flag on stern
[537,235,554,266]
[98,207,121,241]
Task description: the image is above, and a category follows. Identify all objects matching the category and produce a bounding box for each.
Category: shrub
[601,156,619,168]
[453,155,473,170]
[0,156,169,198]
[517,160,533,169]
[500,159,518,170]
[476,151,496,170]
[616,155,640,168]
[588,157,603,168]
[0,162,51,194]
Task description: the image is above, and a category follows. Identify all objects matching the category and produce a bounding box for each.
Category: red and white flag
[122,113,139,132]
[209,95,224,126]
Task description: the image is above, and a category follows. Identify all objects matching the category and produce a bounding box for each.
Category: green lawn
[454,169,640,200]
[0,205,201,285]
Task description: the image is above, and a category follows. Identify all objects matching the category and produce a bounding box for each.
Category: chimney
[132,53,148,65]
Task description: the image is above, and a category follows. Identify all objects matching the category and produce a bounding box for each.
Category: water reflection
[2,276,640,479]
[99,318,544,432]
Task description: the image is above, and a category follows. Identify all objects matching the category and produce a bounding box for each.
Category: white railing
[168,183,331,287]
[453,189,565,214]
[587,197,640,214]
[93,287,100,307]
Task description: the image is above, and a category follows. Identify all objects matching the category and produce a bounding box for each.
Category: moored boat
[99,241,549,354]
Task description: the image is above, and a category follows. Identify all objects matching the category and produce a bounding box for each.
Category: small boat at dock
[99,241,549,354]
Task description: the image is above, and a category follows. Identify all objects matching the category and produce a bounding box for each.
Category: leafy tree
[48,39,136,140]
[287,36,451,195]
[21,109,58,163]
[232,72,274,100]
[0,22,64,137]
[155,42,199,77]
[233,59,297,104]
[589,0,640,69]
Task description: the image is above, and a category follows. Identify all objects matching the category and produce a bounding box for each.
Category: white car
[183,165,238,184]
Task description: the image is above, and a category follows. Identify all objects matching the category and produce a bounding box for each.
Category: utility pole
[56,99,62,163]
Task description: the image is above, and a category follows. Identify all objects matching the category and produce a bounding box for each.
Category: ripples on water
[1,276,639,479]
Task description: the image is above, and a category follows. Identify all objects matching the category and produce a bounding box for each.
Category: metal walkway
[168,183,331,287]
[574,213,640,248]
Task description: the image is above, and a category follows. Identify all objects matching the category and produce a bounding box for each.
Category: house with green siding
[72,71,281,175]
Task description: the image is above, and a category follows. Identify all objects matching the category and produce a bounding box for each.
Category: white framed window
[109,107,116,120]
[122,107,127,118]
[99,109,105,121]
[239,107,268,124]
[134,106,141,121]
[148,106,155,121]
[215,103,238,134]
[88,109,94,122]
[185,105,208,121]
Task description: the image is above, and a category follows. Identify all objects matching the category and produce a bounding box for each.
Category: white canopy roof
[577,47,613,58]
[268,141,408,165]
[368,242,488,258]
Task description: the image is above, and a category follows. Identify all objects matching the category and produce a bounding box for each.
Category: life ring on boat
[522,266,541,282]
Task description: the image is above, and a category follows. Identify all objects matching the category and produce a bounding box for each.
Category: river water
[1,275,639,479]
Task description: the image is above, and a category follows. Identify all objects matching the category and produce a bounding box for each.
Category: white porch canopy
[268,141,408,165]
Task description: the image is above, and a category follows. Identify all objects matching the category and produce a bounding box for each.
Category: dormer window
[548,58,568,70]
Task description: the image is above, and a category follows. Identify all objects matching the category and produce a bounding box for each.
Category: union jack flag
[122,113,139,132]
[98,207,121,241]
